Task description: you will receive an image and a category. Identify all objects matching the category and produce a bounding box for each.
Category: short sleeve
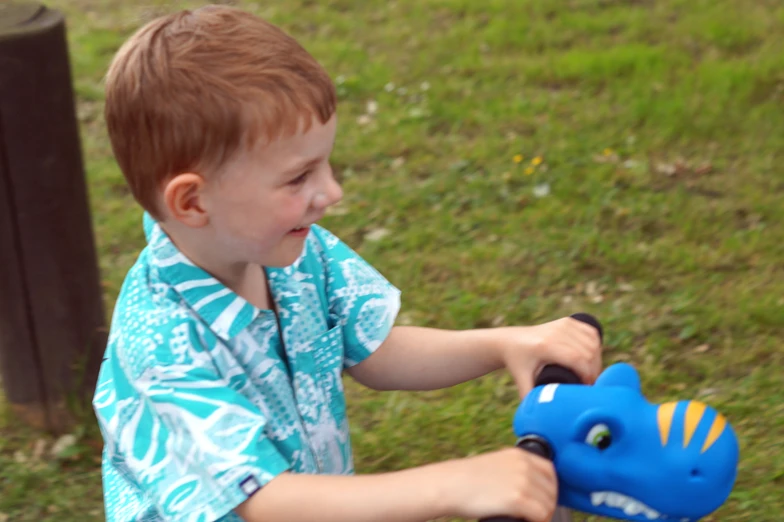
[310,226,401,367]
[96,331,290,521]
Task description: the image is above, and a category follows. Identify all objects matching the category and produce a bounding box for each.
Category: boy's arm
[313,228,599,390]
[347,318,601,395]
[235,448,558,522]
[346,326,505,391]
[235,465,447,522]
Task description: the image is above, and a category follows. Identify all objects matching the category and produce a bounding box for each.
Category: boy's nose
[315,174,343,209]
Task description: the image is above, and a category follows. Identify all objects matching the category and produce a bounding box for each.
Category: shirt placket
[268,272,325,474]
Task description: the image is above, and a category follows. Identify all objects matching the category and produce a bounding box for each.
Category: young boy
[92,5,602,522]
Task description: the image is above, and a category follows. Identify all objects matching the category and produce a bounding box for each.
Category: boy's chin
[258,245,306,268]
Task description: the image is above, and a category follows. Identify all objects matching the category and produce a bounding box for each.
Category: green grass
[2,0,783,520]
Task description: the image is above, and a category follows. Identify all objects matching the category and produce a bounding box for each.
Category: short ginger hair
[104,5,337,220]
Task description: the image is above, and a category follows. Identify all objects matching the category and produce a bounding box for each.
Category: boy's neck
[159,222,272,310]
[223,263,272,311]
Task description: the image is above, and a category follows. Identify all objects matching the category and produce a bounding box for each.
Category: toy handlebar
[480,312,738,522]
[479,312,604,522]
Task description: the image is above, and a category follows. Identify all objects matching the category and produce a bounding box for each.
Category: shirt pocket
[307,325,348,425]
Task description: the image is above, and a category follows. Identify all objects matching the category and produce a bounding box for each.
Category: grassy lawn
[2,0,782,520]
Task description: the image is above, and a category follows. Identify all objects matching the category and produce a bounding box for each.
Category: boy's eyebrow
[282,157,322,176]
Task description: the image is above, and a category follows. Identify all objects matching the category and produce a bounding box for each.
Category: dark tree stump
[0,2,106,433]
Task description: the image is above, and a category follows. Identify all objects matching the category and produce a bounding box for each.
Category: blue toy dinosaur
[511,362,740,522]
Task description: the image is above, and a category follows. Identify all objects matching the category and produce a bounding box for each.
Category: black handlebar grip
[534,365,581,386]
[478,313,603,522]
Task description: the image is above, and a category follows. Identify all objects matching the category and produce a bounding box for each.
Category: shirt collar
[143,212,261,341]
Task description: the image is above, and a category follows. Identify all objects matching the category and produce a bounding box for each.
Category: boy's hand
[441,448,558,522]
[499,317,603,397]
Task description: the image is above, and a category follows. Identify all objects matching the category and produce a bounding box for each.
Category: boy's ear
[162,173,209,228]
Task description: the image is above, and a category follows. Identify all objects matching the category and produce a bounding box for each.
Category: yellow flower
[603,148,614,156]
[532,156,543,166]
[513,154,524,164]
[524,166,535,176]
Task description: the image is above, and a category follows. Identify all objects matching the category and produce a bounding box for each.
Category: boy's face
[202,114,342,268]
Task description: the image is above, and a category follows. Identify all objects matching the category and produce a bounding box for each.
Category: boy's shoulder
[300,224,389,283]
[106,243,216,379]
[106,223,335,338]
[300,224,347,264]
[104,217,397,375]
[105,213,230,376]
[265,223,383,289]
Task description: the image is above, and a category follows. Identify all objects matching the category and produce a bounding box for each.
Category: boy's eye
[289,170,311,186]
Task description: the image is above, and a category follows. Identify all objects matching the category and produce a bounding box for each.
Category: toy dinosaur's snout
[512,363,739,521]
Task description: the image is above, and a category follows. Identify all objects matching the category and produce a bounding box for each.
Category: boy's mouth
[288,226,310,237]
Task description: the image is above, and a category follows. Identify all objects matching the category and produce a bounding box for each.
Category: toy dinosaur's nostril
[690,468,703,479]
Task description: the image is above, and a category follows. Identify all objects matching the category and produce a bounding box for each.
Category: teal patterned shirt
[93,213,401,521]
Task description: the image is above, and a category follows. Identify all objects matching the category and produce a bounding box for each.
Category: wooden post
[0,2,106,433]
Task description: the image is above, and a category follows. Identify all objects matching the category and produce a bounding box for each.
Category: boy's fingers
[563,345,599,385]
[568,319,603,382]
[517,372,535,399]
[570,341,600,381]
[573,358,596,385]
[574,323,602,352]
[569,315,602,337]
[531,458,557,490]
[524,491,556,522]
[569,319,602,351]
[535,466,558,499]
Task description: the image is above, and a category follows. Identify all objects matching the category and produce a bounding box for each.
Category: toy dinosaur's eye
[586,423,612,450]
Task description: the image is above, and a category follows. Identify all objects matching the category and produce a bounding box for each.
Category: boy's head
[105,5,343,268]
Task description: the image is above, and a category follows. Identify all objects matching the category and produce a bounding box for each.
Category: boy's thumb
[515,371,536,399]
